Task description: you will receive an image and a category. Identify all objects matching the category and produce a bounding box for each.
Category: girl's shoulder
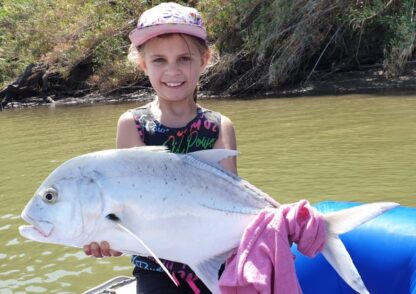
[129,102,151,115]
[127,103,154,124]
[201,107,235,130]
[198,106,222,124]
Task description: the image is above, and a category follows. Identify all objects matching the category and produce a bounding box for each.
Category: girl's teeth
[166,82,182,87]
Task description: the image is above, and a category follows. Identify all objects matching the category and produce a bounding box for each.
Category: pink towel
[219,200,326,294]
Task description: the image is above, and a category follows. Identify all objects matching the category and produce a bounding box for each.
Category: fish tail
[322,202,399,294]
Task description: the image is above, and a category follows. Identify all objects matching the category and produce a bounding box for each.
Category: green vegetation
[201,0,416,94]
[0,0,147,91]
[0,0,415,96]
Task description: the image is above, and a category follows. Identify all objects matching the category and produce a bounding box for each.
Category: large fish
[19,147,397,294]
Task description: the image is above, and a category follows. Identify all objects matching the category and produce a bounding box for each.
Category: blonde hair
[127,34,211,101]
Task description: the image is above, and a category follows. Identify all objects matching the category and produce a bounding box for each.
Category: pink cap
[129,2,207,47]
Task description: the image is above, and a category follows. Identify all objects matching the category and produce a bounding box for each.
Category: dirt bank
[3,65,416,109]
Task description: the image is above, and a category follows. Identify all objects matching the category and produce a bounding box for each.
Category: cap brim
[129,24,207,47]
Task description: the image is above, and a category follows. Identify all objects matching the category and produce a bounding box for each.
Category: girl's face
[139,34,209,103]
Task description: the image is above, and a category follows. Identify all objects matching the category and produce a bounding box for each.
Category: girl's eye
[179,56,191,63]
[152,58,165,64]
[41,188,58,203]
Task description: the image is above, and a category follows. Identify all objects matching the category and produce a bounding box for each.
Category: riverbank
[2,0,415,106]
[3,65,416,109]
[287,65,416,97]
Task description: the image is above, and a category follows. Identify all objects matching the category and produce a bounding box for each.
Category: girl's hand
[83,241,123,258]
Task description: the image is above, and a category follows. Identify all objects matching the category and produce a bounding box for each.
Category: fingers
[84,241,103,258]
[83,244,92,256]
[83,241,122,258]
[109,249,123,257]
[99,241,123,257]
[99,241,111,257]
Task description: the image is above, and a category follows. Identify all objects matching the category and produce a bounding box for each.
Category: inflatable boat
[85,201,416,294]
[293,201,416,294]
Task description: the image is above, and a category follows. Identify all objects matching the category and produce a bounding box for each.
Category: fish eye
[41,188,58,203]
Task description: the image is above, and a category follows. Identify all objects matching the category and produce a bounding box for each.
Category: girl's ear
[199,49,211,73]
[138,57,148,76]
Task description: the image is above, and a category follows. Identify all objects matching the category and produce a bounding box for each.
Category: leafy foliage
[201,0,415,94]
[0,0,415,95]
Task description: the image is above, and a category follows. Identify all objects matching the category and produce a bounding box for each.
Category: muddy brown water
[0,94,415,292]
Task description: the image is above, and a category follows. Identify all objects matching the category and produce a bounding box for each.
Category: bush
[1,0,415,95]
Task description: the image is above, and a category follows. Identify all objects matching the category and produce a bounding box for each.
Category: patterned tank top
[129,104,221,284]
[131,104,221,153]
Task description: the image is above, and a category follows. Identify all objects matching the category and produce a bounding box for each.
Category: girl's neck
[150,98,198,128]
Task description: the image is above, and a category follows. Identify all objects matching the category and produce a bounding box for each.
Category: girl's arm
[213,114,238,175]
[116,111,145,148]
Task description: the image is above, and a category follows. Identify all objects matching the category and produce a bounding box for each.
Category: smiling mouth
[163,82,185,88]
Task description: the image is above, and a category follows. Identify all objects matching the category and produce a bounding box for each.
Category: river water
[0,94,415,293]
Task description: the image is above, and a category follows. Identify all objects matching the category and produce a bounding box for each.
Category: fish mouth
[19,213,53,239]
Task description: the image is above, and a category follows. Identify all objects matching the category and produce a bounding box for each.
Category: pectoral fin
[116,223,179,287]
[105,214,179,287]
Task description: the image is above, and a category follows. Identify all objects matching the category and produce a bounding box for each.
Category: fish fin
[201,204,263,215]
[131,146,169,152]
[188,149,239,166]
[325,202,399,235]
[192,253,229,294]
[322,236,369,294]
[114,222,179,287]
[321,202,399,293]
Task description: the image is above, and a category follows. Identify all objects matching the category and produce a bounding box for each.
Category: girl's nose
[165,62,181,75]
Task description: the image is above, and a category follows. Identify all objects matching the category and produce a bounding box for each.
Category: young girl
[83,3,237,293]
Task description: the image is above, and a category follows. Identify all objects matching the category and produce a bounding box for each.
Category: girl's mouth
[163,82,185,88]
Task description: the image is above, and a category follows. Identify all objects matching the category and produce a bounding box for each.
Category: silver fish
[19,147,398,294]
